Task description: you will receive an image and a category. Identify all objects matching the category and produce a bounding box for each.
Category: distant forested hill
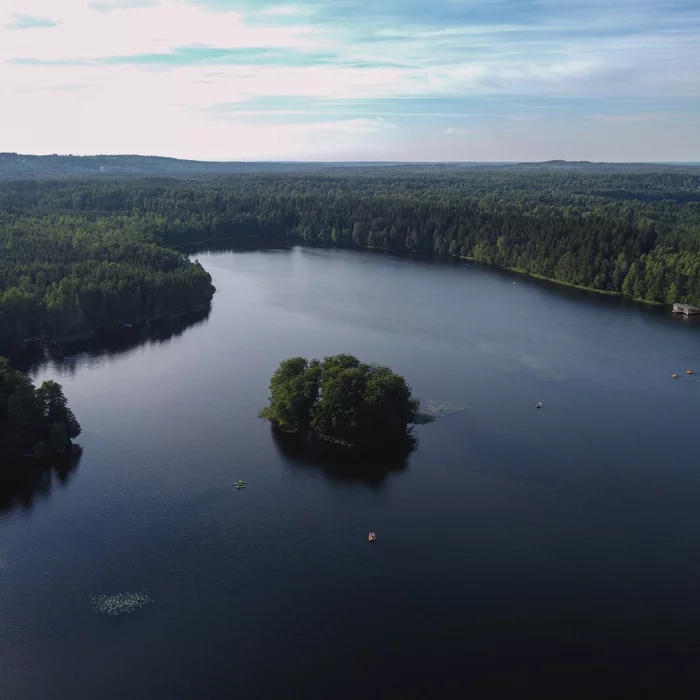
[1,153,699,180]
[0,153,428,180]
[2,168,700,350]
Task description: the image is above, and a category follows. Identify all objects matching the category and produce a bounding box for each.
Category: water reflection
[271,427,410,488]
[0,447,83,516]
[13,305,211,376]
[183,239,291,256]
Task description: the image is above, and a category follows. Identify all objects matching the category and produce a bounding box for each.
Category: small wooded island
[260,354,418,455]
[0,357,81,462]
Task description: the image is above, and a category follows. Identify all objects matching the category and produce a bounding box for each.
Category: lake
[2,247,700,699]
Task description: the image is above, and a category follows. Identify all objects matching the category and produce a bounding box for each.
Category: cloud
[89,1,159,10]
[589,113,665,123]
[0,0,699,159]
[4,14,57,30]
[290,117,394,135]
[205,102,394,131]
[48,84,92,92]
[15,46,341,68]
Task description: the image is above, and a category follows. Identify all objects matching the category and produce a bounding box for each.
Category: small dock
[672,303,700,316]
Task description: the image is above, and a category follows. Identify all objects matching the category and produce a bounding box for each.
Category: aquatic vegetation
[423,400,466,418]
[91,590,152,616]
[0,550,11,572]
[518,355,566,382]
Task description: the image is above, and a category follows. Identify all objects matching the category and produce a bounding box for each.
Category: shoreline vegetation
[174,235,662,303]
[260,354,419,457]
[3,168,700,352]
[170,234,677,309]
[457,257,660,303]
[0,357,81,464]
[190,237,668,307]
[178,234,674,307]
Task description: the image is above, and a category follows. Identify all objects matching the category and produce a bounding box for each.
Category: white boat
[536,402,542,409]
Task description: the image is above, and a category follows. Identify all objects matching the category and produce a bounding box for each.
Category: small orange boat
[368,532,376,542]
[687,370,694,375]
[673,373,679,379]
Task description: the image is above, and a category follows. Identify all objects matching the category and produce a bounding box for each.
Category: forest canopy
[2,168,700,352]
[0,357,81,459]
[0,206,215,350]
[260,355,418,453]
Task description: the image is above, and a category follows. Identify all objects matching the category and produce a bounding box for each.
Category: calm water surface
[2,248,700,699]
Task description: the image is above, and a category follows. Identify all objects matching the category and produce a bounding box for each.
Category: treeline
[2,170,700,348]
[0,357,81,459]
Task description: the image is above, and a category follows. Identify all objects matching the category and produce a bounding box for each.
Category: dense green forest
[260,354,418,453]
[0,192,215,349]
[2,168,700,350]
[0,357,81,459]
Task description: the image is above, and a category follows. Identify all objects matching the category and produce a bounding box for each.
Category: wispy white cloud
[4,13,57,29]
[287,117,394,134]
[89,1,159,11]
[0,0,698,159]
[589,113,665,123]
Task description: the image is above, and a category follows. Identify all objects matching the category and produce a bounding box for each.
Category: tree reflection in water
[2,305,211,516]
[270,426,410,488]
[0,447,83,516]
[12,304,211,377]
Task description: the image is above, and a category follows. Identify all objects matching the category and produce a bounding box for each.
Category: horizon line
[2,153,700,166]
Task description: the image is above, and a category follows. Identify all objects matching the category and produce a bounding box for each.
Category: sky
[1,0,698,161]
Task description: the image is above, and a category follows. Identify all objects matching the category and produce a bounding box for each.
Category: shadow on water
[0,447,83,517]
[270,427,411,488]
[12,304,212,376]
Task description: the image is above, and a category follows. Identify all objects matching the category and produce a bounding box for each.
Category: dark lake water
[2,247,700,699]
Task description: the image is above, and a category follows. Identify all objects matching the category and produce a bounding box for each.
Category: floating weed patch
[91,590,152,616]
[0,550,11,572]
[519,355,566,382]
[538,371,566,382]
[424,400,466,418]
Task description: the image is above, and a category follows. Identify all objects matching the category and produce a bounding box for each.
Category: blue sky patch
[5,14,58,30]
